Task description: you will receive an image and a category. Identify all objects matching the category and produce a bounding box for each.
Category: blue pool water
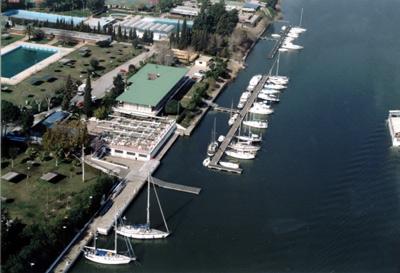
[41,111,69,128]
[1,45,57,78]
[3,9,86,25]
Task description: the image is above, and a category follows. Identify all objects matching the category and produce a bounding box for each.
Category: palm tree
[25,24,34,40]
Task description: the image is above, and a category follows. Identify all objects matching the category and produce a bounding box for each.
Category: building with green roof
[116,63,191,116]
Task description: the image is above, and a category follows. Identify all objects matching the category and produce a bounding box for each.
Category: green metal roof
[117,64,188,107]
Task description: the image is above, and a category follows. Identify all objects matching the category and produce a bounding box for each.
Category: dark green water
[72,0,400,272]
[1,46,55,78]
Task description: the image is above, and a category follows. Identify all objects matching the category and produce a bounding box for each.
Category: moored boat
[219,161,240,169]
[243,120,268,129]
[225,150,256,160]
[388,110,400,147]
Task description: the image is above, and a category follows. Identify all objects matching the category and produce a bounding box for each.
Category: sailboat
[207,118,219,157]
[116,176,170,239]
[291,8,306,33]
[83,219,136,264]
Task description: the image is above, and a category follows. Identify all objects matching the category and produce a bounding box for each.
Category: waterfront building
[242,2,261,13]
[87,115,176,161]
[115,64,191,117]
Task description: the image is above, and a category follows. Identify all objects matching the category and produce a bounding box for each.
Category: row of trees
[169,0,238,56]
[42,0,104,12]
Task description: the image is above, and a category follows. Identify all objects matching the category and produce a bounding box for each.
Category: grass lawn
[2,43,143,106]
[1,34,25,47]
[27,37,54,44]
[1,153,101,226]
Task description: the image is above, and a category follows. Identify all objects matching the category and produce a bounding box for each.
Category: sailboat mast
[146,175,151,226]
[152,180,170,233]
[114,217,118,253]
[276,51,280,76]
[299,8,303,27]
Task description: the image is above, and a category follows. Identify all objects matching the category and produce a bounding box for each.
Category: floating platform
[208,164,243,174]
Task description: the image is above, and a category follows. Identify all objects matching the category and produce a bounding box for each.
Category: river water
[72,0,400,272]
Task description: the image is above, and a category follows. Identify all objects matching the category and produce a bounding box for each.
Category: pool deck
[1,41,75,85]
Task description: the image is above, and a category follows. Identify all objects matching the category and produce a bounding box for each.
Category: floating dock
[268,26,291,59]
[207,75,269,173]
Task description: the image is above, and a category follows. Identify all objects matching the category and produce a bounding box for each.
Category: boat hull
[117,226,170,239]
[83,247,134,264]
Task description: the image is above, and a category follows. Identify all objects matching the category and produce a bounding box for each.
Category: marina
[268,26,291,59]
[207,75,269,173]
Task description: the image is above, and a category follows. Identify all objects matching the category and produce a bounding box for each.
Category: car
[199,70,206,74]
[91,95,97,102]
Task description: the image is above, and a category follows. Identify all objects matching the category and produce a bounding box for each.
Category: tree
[32,28,45,40]
[20,109,34,134]
[90,58,100,71]
[42,119,88,160]
[117,25,122,41]
[83,75,93,117]
[61,75,74,110]
[87,0,105,12]
[93,106,109,120]
[111,74,125,97]
[8,146,19,168]
[24,24,34,40]
[1,100,20,135]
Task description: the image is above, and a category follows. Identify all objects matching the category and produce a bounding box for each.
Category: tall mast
[213,118,216,142]
[276,51,280,76]
[299,8,303,27]
[152,178,170,233]
[146,174,151,226]
[114,217,118,253]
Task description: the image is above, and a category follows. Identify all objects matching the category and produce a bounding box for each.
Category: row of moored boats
[203,73,290,169]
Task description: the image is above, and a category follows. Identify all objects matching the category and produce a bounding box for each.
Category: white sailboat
[229,141,260,152]
[243,120,268,129]
[264,83,286,90]
[271,33,281,39]
[291,8,307,33]
[218,135,225,142]
[207,118,218,156]
[249,103,274,115]
[219,161,240,169]
[261,89,281,95]
[258,93,280,102]
[225,150,256,160]
[116,176,170,239]
[228,113,239,126]
[202,157,211,167]
[281,42,303,50]
[83,220,136,264]
[236,132,262,143]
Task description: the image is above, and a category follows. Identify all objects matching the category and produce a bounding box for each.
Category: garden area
[1,139,116,273]
[1,42,143,107]
[1,34,24,47]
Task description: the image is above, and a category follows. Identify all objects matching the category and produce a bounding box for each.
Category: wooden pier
[268,26,291,59]
[213,106,240,114]
[152,177,201,195]
[207,75,269,173]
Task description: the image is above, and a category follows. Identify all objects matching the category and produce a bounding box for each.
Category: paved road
[73,45,156,103]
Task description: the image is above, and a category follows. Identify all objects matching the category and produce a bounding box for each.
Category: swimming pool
[3,9,86,26]
[1,45,58,78]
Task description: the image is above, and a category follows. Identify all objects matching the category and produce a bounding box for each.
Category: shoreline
[46,12,277,273]
[181,17,273,136]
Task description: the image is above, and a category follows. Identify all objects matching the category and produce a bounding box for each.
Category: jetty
[268,26,291,59]
[212,105,240,114]
[152,176,201,195]
[207,75,269,173]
